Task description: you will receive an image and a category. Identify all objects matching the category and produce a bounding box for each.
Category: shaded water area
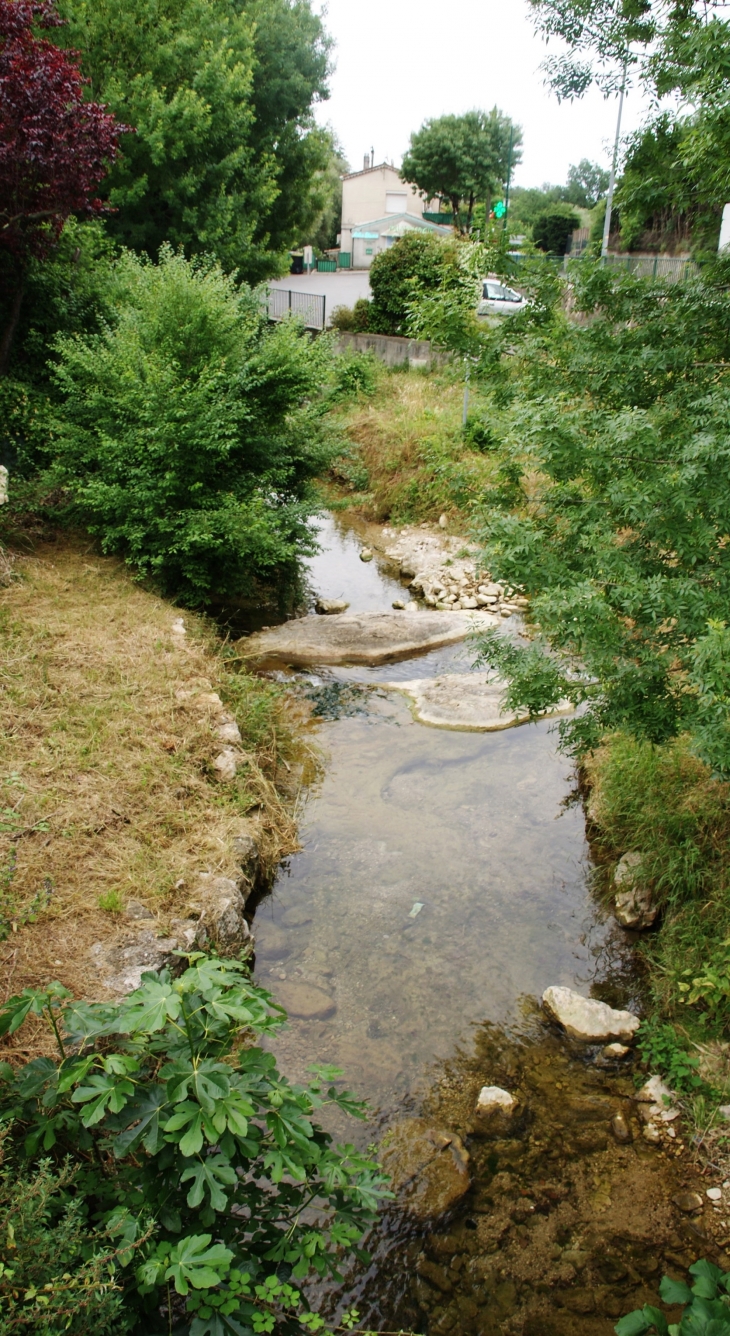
[248,516,703,1335]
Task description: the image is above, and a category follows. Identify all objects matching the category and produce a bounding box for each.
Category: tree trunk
[450,194,461,233]
[466,193,475,233]
[0,271,27,377]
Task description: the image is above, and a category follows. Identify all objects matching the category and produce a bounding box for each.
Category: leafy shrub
[532,205,581,254]
[0,379,55,479]
[0,1155,132,1334]
[0,956,389,1335]
[330,300,371,333]
[330,354,379,400]
[470,261,730,770]
[635,1019,702,1093]
[368,232,462,335]
[616,1258,730,1334]
[0,219,120,396]
[50,247,335,605]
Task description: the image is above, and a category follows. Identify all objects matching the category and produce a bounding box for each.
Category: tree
[304,136,349,253]
[468,259,730,772]
[401,108,522,234]
[0,0,124,372]
[50,247,336,605]
[367,230,461,336]
[56,0,332,281]
[528,0,730,101]
[532,205,580,254]
[565,158,609,208]
[242,0,333,275]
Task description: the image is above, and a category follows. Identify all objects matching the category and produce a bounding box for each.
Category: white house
[339,159,451,269]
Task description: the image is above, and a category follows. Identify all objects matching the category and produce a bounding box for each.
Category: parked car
[477,278,528,319]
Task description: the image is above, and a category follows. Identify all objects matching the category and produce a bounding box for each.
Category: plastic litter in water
[409,902,424,918]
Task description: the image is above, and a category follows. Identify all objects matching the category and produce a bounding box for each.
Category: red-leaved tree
[0,0,128,371]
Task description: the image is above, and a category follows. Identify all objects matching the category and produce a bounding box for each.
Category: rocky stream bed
[240,514,730,1335]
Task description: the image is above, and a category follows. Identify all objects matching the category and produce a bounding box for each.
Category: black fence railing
[265,288,326,330]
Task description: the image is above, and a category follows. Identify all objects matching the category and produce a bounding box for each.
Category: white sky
[313,0,653,189]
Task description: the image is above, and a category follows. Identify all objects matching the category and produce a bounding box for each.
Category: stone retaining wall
[332,330,449,369]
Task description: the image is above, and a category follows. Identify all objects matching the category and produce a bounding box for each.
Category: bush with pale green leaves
[51,247,336,606]
[0,955,390,1335]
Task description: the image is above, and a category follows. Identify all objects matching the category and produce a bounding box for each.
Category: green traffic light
[493,200,506,218]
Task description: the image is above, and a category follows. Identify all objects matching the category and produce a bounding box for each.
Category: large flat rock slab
[239,611,494,667]
[383,674,574,732]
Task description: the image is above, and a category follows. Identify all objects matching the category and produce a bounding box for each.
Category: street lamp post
[601,56,628,260]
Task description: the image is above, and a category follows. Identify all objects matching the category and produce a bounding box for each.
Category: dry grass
[329,367,496,524]
[0,537,307,1007]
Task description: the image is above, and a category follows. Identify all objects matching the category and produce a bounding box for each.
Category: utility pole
[503,125,514,232]
[601,56,628,259]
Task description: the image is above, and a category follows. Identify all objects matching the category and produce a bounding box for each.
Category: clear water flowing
[250,514,642,1331]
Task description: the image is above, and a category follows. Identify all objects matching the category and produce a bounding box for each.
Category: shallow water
[250,514,654,1332]
[254,516,633,1113]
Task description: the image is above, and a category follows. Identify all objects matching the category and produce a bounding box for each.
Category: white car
[477,278,528,319]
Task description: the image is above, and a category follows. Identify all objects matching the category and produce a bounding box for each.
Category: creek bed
[248,514,697,1335]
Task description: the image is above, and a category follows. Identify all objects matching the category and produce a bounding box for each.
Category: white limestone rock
[473,1086,520,1136]
[542,986,640,1043]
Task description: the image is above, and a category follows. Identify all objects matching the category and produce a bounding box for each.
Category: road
[268,270,371,325]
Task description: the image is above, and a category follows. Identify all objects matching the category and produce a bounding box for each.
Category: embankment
[0,537,307,1013]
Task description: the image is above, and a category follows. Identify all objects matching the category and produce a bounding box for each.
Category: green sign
[493,200,506,218]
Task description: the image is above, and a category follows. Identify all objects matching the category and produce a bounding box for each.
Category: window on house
[385,192,408,214]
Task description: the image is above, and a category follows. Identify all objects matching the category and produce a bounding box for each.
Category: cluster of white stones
[381,524,528,617]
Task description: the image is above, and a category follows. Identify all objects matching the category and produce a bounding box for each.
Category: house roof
[347,211,452,236]
[341,161,401,181]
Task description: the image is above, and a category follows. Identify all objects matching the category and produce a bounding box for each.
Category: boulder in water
[542,986,640,1043]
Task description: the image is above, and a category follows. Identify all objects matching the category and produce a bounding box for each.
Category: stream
[248,514,703,1336]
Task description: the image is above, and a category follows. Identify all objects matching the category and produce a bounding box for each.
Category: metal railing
[265,288,326,331]
[602,253,699,282]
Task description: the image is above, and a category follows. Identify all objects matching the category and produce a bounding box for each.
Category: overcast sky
[313,0,653,189]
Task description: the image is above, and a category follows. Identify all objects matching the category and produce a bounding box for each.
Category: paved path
[268,270,371,324]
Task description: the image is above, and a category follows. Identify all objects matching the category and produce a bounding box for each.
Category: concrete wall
[341,164,427,231]
[333,330,449,368]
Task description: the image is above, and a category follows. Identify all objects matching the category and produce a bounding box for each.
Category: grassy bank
[326,361,497,525]
[0,535,306,1007]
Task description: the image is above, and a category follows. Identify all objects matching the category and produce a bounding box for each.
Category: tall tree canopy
[56,0,332,280]
[401,108,522,234]
[529,0,730,251]
[529,0,730,100]
[565,158,609,208]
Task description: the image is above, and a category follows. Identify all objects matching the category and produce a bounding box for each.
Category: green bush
[616,1258,730,1334]
[329,299,371,333]
[0,1155,132,1334]
[0,956,389,1335]
[368,232,461,335]
[50,247,335,605]
[469,261,730,770]
[532,205,581,254]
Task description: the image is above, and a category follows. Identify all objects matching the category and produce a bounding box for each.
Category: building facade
[339,161,450,269]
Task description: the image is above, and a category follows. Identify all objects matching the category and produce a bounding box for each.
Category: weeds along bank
[328,256,730,1117]
[326,361,498,525]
